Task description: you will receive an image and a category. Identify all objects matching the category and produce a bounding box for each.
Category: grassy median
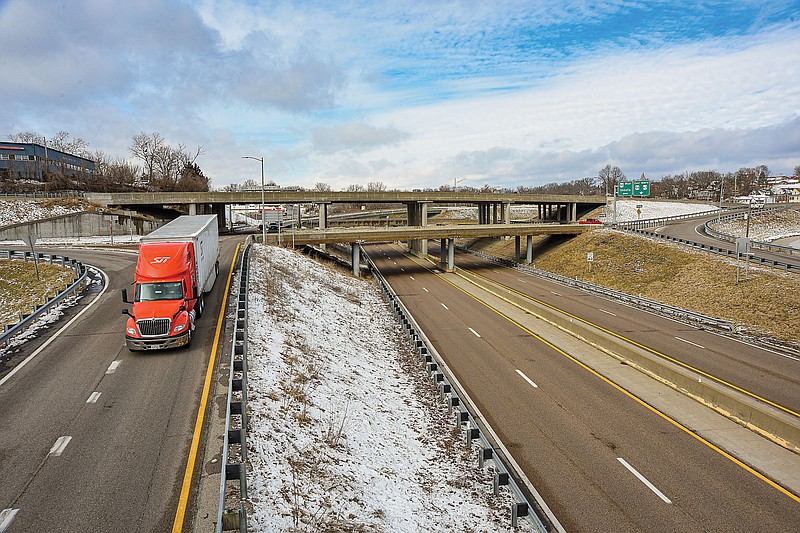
[0,259,79,329]
[466,229,800,347]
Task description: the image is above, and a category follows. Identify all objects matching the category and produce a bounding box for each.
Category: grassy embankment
[0,259,78,328]
[463,228,800,347]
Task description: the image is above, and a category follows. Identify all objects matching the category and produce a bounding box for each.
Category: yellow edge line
[383,244,800,504]
[466,265,800,419]
[172,242,242,532]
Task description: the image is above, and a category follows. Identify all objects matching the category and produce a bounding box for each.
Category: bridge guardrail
[362,248,559,532]
[217,239,251,532]
[1,250,88,346]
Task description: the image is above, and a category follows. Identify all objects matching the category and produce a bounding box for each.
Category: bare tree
[314,182,332,192]
[366,181,386,192]
[598,164,625,196]
[130,132,164,186]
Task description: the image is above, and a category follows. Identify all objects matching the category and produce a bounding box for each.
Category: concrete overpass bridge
[88,191,600,273]
[89,190,604,227]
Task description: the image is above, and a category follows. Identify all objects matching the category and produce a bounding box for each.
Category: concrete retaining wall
[0,212,164,241]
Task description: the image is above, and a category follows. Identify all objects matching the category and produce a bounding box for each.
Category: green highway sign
[617,180,650,197]
[633,180,651,197]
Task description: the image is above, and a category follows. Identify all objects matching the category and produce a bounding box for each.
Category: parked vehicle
[122,215,220,351]
[579,218,603,225]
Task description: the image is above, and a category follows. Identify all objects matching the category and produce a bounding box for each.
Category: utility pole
[242,156,265,243]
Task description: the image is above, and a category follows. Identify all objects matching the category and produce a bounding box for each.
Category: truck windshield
[136,282,183,302]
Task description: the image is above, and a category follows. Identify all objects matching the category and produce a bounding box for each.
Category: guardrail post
[512,502,529,528]
[494,472,509,495]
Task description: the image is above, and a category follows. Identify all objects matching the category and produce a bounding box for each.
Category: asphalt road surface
[654,212,800,270]
[0,237,240,532]
[365,243,800,532]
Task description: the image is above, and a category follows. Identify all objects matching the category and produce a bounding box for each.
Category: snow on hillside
[710,208,800,243]
[0,199,84,227]
[437,200,718,223]
[246,245,530,532]
[610,199,717,222]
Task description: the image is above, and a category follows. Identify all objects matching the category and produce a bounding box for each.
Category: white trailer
[141,215,220,293]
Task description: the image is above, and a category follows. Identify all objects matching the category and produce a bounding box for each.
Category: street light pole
[242,156,265,243]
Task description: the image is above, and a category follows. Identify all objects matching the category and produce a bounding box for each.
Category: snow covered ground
[710,208,800,243]
[0,199,84,227]
[607,199,717,222]
[437,200,718,223]
[245,245,530,532]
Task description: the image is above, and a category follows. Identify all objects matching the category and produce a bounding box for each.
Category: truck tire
[195,295,204,319]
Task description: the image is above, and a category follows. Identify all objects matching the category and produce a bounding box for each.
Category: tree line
[3,131,209,193]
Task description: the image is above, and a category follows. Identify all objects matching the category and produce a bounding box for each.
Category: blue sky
[1,0,799,190]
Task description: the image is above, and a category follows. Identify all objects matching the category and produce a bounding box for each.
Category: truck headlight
[173,324,186,333]
[127,327,137,336]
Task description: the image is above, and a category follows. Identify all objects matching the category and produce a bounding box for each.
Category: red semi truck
[122,215,220,351]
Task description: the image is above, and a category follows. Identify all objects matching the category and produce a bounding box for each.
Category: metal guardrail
[461,247,738,332]
[703,206,799,256]
[0,191,86,199]
[1,250,88,346]
[363,248,555,531]
[616,207,729,230]
[217,240,251,532]
[623,227,800,274]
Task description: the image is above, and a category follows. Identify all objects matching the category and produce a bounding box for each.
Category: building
[0,142,95,182]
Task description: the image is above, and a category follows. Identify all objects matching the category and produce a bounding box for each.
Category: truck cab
[123,241,199,351]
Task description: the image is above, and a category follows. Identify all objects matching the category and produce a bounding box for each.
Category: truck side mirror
[122,309,134,319]
[122,288,129,303]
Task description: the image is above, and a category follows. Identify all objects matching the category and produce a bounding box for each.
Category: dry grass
[0,258,78,327]
[465,230,800,346]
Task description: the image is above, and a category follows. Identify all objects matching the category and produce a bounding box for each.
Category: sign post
[22,234,40,280]
[735,237,751,283]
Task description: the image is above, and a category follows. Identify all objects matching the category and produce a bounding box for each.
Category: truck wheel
[195,295,204,319]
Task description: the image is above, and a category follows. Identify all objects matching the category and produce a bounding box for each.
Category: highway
[0,237,240,532]
[365,242,800,532]
[443,244,800,416]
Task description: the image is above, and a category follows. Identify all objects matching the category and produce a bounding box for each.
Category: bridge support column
[211,204,226,231]
[317,202,329,229]
[318,202,330,251]
[438,238,454,271]
[503,202,511,224]
[406,201,430,256]
[351,243,361,277]
[570,202,577,223]
[526,235,533,264]
[189,203,197,216]
[514,236,520,260]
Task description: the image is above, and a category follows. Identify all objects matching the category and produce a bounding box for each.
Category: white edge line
[49,435,72,457]
[468,327,481,338]
[674,336,705,349]
[617,457,672,503]
[516,369,539,388]
[440,303,449,310]
[0,266,109,389]
[598,308,617,316]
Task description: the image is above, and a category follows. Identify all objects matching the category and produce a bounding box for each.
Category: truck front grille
[137,318,171,336]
